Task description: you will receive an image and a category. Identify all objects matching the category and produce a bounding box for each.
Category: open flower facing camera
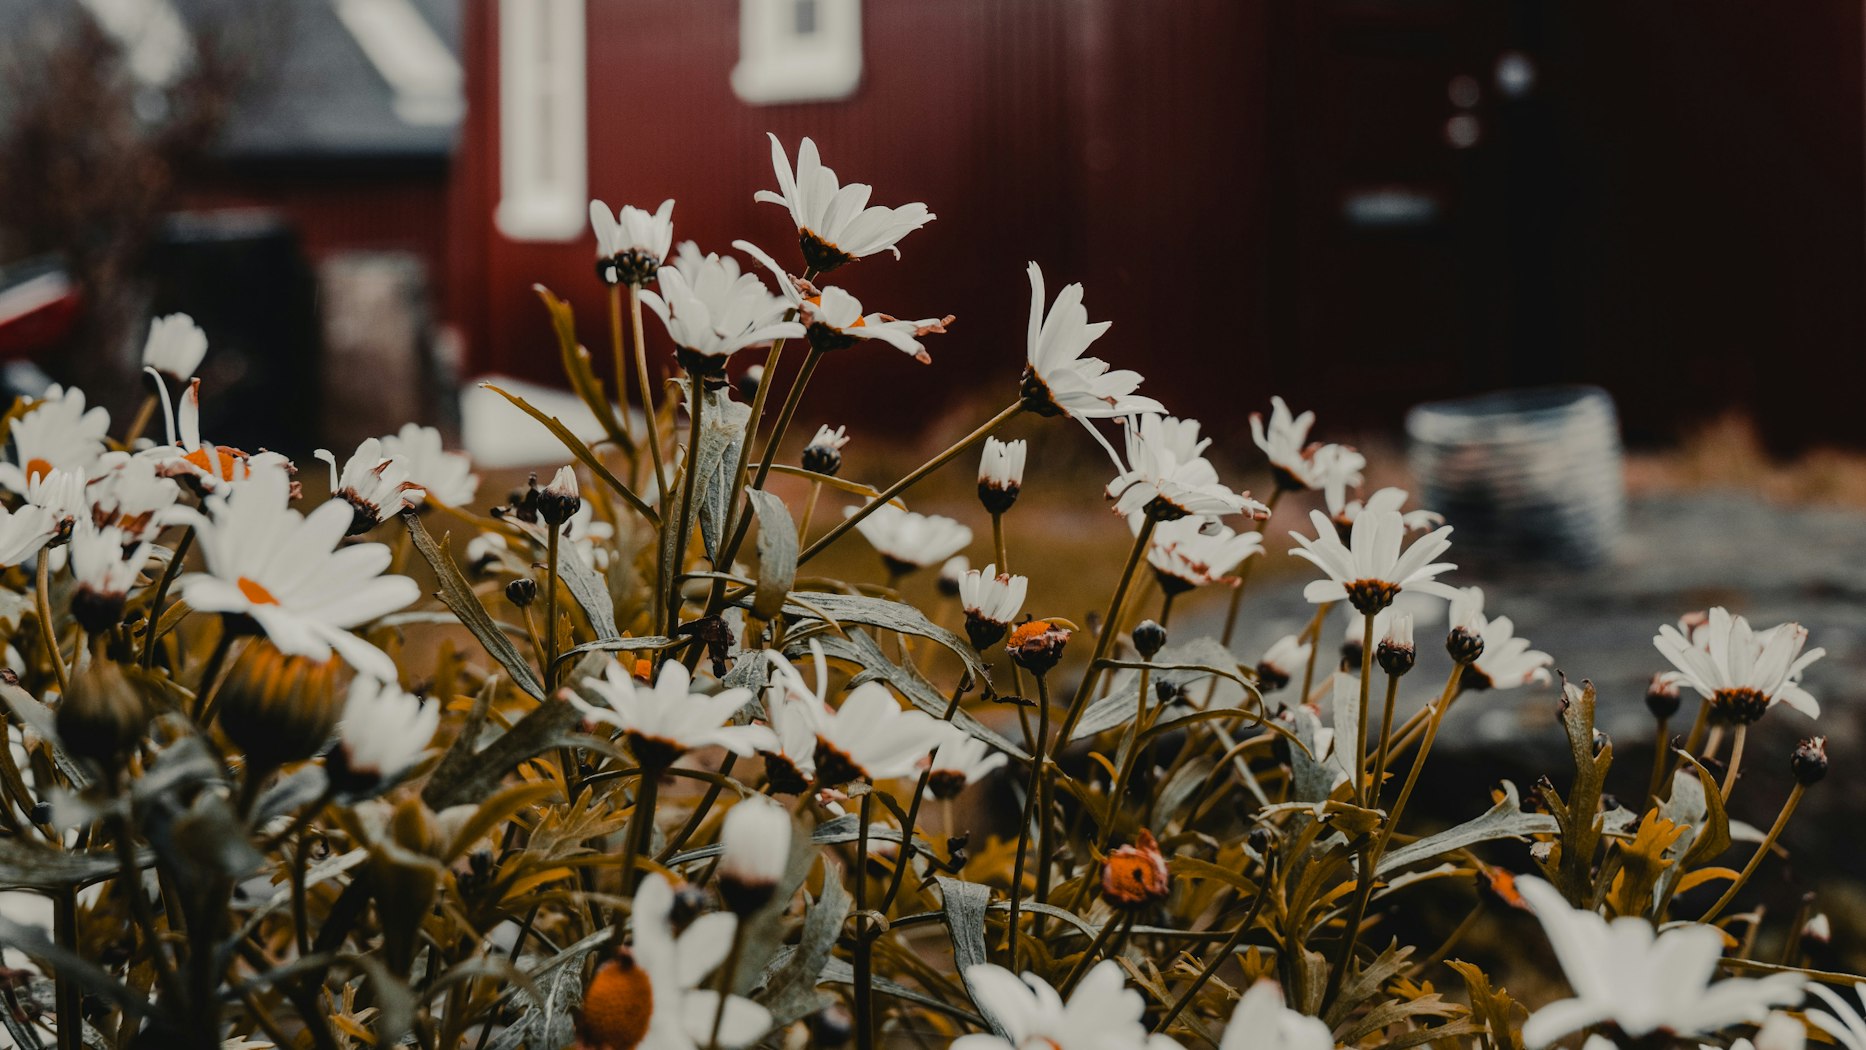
[0,128,1849,1050]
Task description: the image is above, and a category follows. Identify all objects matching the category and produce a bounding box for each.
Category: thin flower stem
[1006,672,1050,968]
[1327,662,1465,1009]
[36,554,67,696]
[1218,488,1282,647]
[992,512,1009,575]
[854,789,877,1050]
[713,267,816,576]
[1297,602,1333,707]
[114,818,185,1012]
[191,628,237,724]
[1158,589,1176,628]
[1097,664,1153,855]
[1721,724,1748,801]
[52,888,79,1050]
[123,392,160,447]
[1645,718,1672,808]
[1701,783,1806,924]
[1354,613,1375,808]
[141,526,194,669]
[797,481,823,545]
[1153,886,1269,1033]
[879,686,964,914]
[1030,672,1057,936]
[619,768,661,897]
[1055,515,1158,752]
[992,512,1037,749]
[608,285,637,447]
[669,380,706,632]
[1058,912,1132,996]
[629,286,670,506]
[657,754,737,865]
[800,402,1026,566]
[543,525,562,692]
[1368,672,1401,808]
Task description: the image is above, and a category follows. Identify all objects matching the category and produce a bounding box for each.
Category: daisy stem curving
[1701,782,1806,924]
[669,379,706,633]
[1368,672,1401,809]
[629,286,670,507]
[1054,514,1157,752]
[543,525,562,692]
[854,788,877,1050]
[1327,662,1465,1010]
[608,285,637,448]
[35,553,67,696]
[1720,724,1748,802]
[798,401,1025,567]
[1354,613,1375,808]
[141,526,194,669]
[1218,488,1282,647]
[619,766,660,897]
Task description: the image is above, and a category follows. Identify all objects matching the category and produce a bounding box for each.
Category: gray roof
[0,0,462,164]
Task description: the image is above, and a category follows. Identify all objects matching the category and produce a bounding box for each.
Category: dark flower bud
[505,578,537,608]
[1645,673,1682,720]
[800,425,849,477]
[1376,639,1416,677]
[1792,737,1828,786]
[1132,620,1167,661]
[737,364,765,402]
[1446,626,1485,666]
[56,660,146,775]
[536,466,582,527]
[807,1004,856,1049]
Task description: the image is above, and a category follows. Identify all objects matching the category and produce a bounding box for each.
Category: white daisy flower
[1446,587,1553,690]
[1249,397,1322,491]
[88,452,181,541]
[26,467,88,529]
[1517,875,1803,1048]
[314,438,426,535]
[590,198,676,286]
[1020,262,1164,463]
[326,676,439,795]
[925,734,1006,800]
[0,384,109,493]
[737,240,950,362]
[717,797,791,915]
[142,379,292,494]
[758,648,828,793]
[640,243,804,372]
[803,680,961,786]
[977,436,1027,515]
[379,423,478,508]
[952,961,1181,1050]
[1288,508,1458,615]
[68,522,149,634]
[1147,515,1263,594]
[170,469,419,680]
[576,873,770,1050]
[959,563,1028,649]
[1307,443,1367,512]
[1256,634,1312,694]
[569,660,776,768]
[1217,981,1334,1050]
[1718,1012,1809,1050]
[756,133,934,271]
[848,505,972,575]
[1328,485,1443,536]
[1108,415,1265,525]
[1806,983,1866,1050]
[1654,607,1825,724]
[141,313,208,383]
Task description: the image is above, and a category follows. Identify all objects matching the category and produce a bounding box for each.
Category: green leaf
[402,511,547,700]
[555,537,620,642]
[1072,637,1252,741]
[760,862,854,1026]
[692,383,752,562]
[1376,781,1558,876]
[421,698,584,810]
[0,839,124,892]
[764,463,908,507]
[745,488,798,622]
[806,631,1027,761]
[758,591,988,682]
[937,877,1008,1037]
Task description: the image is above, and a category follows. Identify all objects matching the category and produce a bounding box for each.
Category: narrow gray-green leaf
[403,511,545,699]
[755,591,988,682]
[556,538,620,641]
[938,877,1007,1037]
[1376,780,1557,876]
[807,632,1026,761]
[745,488,798,622]
[422,698,584,810]
[760,863,854,1026]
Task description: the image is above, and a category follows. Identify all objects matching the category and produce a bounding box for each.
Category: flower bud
[1255,635,1310,694]
[1131,620,1166,661]
[1792,737,1828,786]
[1645,673,1681,720]
[577,948,653,1050]
[938,555,969,600]
[325,678,440,799]
[1802,909,1832,955]
[800,425,849,477]
[56,659,146,774]
[718,798,791,916]
[1446,626,1485,666]
[216,639,343,770]
[737,364,765,403]
[1006,619,1070,675]
[536,466,582,527]
[1376,613,1415,677]
[1101,828,1169,910]
[505,577,537,608]
[976,437,1027,515]
[960,564,1026,650]
[806,1004,855,1049]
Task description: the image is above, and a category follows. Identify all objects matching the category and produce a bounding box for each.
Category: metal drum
[1405,386,1625,567]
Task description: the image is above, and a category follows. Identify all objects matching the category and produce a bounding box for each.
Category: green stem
[36,554,67,696]
[1098,664,1153,855]
[1030,673,1056,936]
[1354,613,1375,808]
[1054,515,1157,752]
[797,481,822,546]
[609,285,638,447]
[1645,718,1671,809]
[1218,487,1281,647]
[619,768,661,897]
[629,286,671,507]
[1721,724,1748,802]
[1005,672,1050,968]
[1368,672,1401,808]
[854,790,877,1050]
[1058,913,1132,995]
[669,380,705,633]
[544,525,562,692]
[1702,783,1805,924]
[799,402,1025,566]
[705,927,746,1050]
[1154,888,1269,1033]
[53,888,80,1050]
[141,527,194,670]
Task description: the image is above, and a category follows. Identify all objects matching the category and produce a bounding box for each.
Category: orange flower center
[23,458,51,483]
[578,951,654,1050]
[184,445,247,481]
[237,577,280,606]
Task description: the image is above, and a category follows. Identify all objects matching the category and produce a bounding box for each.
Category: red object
[0,271,82,360]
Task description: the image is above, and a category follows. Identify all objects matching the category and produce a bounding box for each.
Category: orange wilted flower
[1101,829,1169,910]
[1007,618,1070,675]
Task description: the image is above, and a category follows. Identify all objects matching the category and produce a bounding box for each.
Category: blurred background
[5,0,1866,966]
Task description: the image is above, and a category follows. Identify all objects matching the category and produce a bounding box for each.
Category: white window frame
[495,0,587,242]
[731,0,862,106]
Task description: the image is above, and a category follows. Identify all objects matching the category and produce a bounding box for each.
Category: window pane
[794,0,818,36]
